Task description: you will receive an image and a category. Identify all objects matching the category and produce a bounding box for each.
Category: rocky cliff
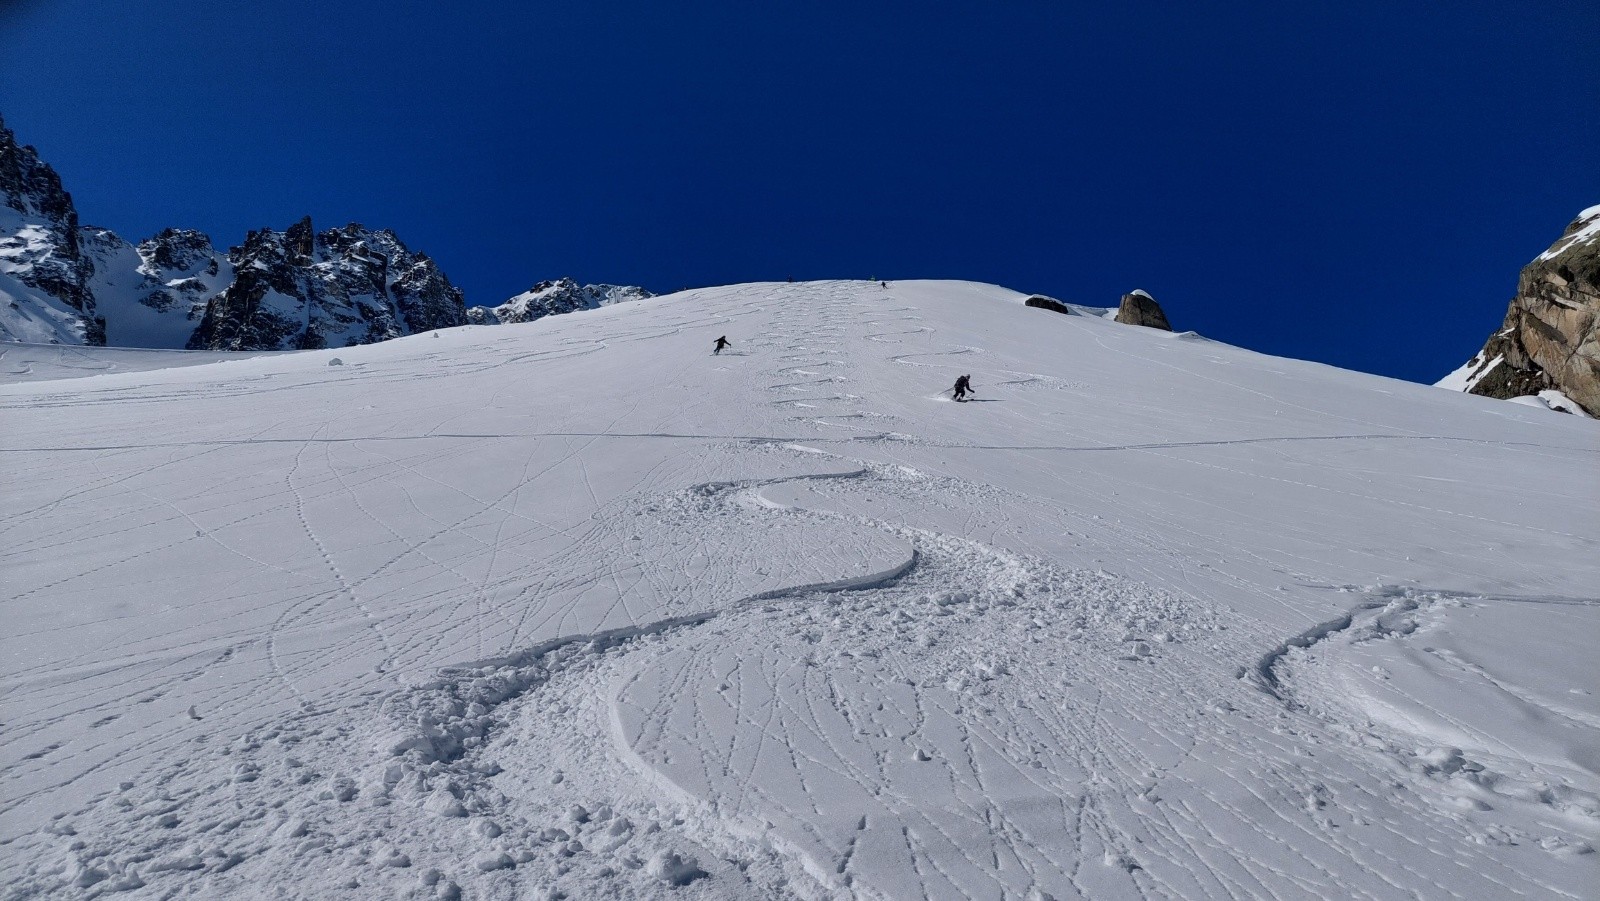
[79,226,232,348]
[188,218,468,351]
[1440,206,1600,416]
[2,116,472,350]
[0,113,103,344]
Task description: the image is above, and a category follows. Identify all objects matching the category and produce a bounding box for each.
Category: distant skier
[713,335,731,355]
[952,374,973,402]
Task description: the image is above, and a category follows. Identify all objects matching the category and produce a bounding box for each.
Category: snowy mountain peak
[137,228,217,276]
[466,277,654,325]
[3,119,476,351]
[0,113,73,225]
[5,118,652,349]
[188,217,467,351]
[1534,203,1600,263]
[0,114,102,344]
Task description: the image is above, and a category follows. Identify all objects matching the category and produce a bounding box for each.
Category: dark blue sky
[3,1,1596,382]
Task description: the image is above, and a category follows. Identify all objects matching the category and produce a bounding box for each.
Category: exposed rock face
[1022,294,1121,319]
[189,218,469,350]
[1443,206,1600,416]
[467,278,653,325]
[144,227,217,272]
[0,114,103,344]
[3,120,691,351]
[79,226,230,348]
[1024,295,1075,315]
[1114,290,1172,331]
[3,118,473,350]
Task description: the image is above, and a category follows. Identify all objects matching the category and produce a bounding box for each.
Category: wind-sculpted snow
[1,280,1596,898]
[1271,587,1600,854]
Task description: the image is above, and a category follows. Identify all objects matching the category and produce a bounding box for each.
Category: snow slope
[2,280,1596,899]
[0,343,283,384]
[0,205,91,345]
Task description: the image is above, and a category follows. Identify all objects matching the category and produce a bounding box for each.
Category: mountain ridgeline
[465,279,654,326]
[7,112,1595,414]
[182,218,469,351]
[0,115,102,345]
[0,115,649,350]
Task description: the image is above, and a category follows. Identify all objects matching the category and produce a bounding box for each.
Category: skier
[952,374,973,402]
[713,335,731,355]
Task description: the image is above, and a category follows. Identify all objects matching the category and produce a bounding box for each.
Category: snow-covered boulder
[1113,289,1173,331]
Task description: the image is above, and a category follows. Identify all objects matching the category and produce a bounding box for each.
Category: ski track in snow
[2,280,1597,899]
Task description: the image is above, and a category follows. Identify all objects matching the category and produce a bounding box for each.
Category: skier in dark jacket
[713,335,731,355]
[953,374,973,402]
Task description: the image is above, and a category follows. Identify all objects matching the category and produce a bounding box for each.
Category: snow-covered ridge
[3,117,652,351]
[466,278,654,326]
[182,217,469,351]
[3,279,1594,899]
[77,227,234,349]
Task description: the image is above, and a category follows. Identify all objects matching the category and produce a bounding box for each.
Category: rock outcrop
[79,226,231,348]
[0,114,103,344]
[188,218,468,350]
[466,278,653,326]
[1441,206,1600,416]
[1114,290,1172,331]
[3,117,468,351]
[1024,295,1075,315]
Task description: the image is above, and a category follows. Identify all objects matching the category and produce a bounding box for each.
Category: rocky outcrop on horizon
[466,278,654,326]
[1440,206,1600,416]
[1023,295,1076,315]
[1113,290,1173,331]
